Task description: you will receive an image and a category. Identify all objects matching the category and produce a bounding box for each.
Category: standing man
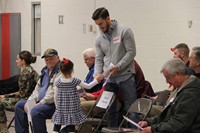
[138,58,200,133]
[15,49,61,133]
[82,48,103,93]
[189,46,200,78]
[92,7,137,127]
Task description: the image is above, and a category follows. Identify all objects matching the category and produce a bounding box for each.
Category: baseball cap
[41,48,58,58]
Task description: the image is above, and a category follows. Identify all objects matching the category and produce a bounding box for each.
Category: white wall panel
[1,0,200,91]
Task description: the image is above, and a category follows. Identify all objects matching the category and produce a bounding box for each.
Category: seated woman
[0,50,39,132]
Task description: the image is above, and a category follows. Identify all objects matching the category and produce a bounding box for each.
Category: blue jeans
[15,100,55,133]
[105,76,137,127]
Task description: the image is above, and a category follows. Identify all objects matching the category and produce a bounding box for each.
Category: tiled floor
[6,111,53,133]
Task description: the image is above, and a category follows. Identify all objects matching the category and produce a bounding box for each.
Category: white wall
[0,0,200,92]
[96,0,200,91]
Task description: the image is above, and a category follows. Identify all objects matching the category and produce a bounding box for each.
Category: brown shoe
[0,123,9,133]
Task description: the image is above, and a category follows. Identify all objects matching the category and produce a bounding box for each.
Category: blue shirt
[84,64,103,93]
[38,69,49,101]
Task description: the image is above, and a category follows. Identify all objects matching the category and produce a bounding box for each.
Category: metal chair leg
[7,116,14,129]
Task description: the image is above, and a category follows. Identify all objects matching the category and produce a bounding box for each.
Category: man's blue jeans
[105,76,137,127]
[15,100,55,133]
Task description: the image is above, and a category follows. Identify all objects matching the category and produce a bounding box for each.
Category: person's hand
[24,103,28,113]
[138,121,148,128]
[0,95,5,99]
[24,102,42,113]
[142,126,152,133]
[83,93,95,100]
[36,102,43,106]
[110,66,119,74]
[94,74,104,83]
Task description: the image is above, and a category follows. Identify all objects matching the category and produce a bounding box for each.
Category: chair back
[77,91,115,133]
[101,98,152,133]
[119,98,152,128]
[129,98,152,119]
[0,74,20,94]
[154,90,170,106]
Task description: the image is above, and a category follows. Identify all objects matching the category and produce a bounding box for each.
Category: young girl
[52,58,103,133]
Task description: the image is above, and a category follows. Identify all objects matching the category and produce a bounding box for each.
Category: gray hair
[82,48,96,58]
[160,58,187,75]
[192,46,200,60]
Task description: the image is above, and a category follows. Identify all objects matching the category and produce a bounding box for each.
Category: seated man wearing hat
[14,48,61,133]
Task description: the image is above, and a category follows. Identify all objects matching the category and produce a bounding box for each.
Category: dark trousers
[15,100,55,133]
[105,76,137,127]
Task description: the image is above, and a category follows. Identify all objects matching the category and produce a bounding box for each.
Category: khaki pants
[80,98,95,115]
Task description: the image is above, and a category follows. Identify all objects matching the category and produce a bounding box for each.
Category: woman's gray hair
[82,48,96,58]
[160,58,187,75]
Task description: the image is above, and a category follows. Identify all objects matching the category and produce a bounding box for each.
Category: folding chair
[77,91,115,133]
[0,75,20,129]
[0,74,20,95]
[7,116,15,129]
[6,106,15,129]
[154,90,170,107]
[101,98,152,133]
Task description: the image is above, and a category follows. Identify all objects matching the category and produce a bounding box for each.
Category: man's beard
[104,21,110,33]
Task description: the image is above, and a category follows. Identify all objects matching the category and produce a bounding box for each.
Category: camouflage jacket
[4,66,39,104]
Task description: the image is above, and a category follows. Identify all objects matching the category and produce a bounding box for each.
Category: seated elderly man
[189,46,200,79]
[82,48,103,93]
[81,60,155,115]
[138,58,200,133]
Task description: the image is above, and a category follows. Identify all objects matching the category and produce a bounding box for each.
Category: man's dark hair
[92,7,109,20]
[174,43,190,57]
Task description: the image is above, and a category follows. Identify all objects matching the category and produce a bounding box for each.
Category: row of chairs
[77,91,153,133]
[0,75,20,129]
[5,87,153,133]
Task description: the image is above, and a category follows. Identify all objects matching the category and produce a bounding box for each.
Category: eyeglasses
[84,57,94,62]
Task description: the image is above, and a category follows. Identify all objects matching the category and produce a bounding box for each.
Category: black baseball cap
[41,48,58,58]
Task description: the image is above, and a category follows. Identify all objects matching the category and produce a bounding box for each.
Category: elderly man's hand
[142,126,152,133]
[110,66,119,74]
[94,74,104,83]
[138,121,148,128]
[83,93,95,100]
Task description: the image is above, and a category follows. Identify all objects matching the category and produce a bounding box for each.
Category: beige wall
[0,0,200,91]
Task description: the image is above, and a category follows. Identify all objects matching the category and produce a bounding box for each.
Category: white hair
[82,48,96,58]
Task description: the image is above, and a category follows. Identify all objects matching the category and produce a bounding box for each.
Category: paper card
[96,91,114,109]
[103,63,114,77]
[102,73,111,87]
[123,116,143,131]
[78,88,86,97]
[26,100,36,122]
